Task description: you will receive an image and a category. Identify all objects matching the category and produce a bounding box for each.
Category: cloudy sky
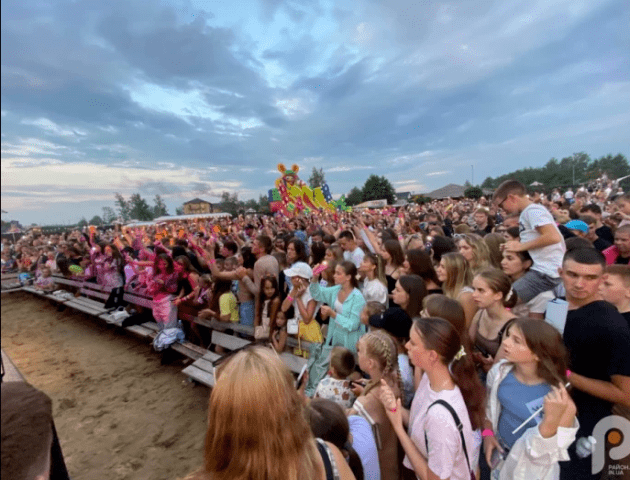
[2,0,629,225]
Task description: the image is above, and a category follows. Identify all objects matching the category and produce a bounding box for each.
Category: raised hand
[378,379,403,431]
[542,384,571,423]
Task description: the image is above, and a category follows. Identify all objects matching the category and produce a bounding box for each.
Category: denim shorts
[512,269,561,304]
[239,300,255,327]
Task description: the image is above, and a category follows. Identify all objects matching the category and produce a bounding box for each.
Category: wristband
[209,259,216,265]
[482,429,494,438]
[287,295,294,302]
[566,369,572,378]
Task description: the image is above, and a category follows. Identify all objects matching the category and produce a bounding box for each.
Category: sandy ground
[1,292,211,480]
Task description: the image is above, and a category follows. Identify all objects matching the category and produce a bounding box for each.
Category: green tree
[102,207,117,223]
[255,194,270,214]
[480,152,629,190]
[114,193,131,222]
[361,175,396,204]
[244,199,258,212]
[152,195,168,218]
[89,215,103,226]
[128,194,154,221]
[464,186,483,199]
[175,206,184,215]
[77,217,88,227]
[218,191,239,217]
[346,187,363,206]
[412,195,432,205]
[308,167,326,189]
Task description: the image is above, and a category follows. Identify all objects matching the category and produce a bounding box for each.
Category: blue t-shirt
[497,371,551,448]
[348,415,381,480]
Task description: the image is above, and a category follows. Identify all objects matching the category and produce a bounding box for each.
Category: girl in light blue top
[310,260,367,353]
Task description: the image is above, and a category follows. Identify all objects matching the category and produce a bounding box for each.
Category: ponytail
[448,341,485,430]
[308,399,365,480]
[414,317,485,430]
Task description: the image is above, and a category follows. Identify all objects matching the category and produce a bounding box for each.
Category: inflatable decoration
[268,163,351,215]
[69,264,84,275]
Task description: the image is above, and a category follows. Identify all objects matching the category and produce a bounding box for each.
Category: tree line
[73,153,629,225]
[480,152,629,191]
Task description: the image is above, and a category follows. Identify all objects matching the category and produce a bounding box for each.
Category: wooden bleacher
[14,274,314,388]
[1,273,22,291]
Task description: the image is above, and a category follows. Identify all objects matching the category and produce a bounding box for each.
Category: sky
[1,0,629,225]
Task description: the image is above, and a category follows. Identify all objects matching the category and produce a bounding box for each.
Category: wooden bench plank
[125,325,153,338]
[188,356,214,372]
[286,336,315,352]
[51,277,83,288]
[64,303,104,316]
[280,352,308,374]
[200,351,222,363]
[0,286,23,293]
[123,293,153,309]
[212,331,251,351]
[68,298,107,316]
[81,289,110,302]
[170,343,203,360]
[182,364,215,387]
[74,296,107,310]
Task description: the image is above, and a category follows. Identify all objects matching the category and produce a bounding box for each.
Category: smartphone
[475,344,491,358]
[490,448,504,469]
[296,364,308,388]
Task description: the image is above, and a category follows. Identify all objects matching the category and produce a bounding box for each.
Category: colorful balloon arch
[267,163,351,215]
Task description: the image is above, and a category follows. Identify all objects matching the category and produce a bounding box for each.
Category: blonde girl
[436,252,478,329]
[359,252,388,305]
[469,268,517,373]
[351,330,403,480]
[182,347,355,480]
[457,233,491,274]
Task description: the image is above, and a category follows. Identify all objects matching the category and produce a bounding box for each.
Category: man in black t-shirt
[613,226,630,265]
[559,248,630,480]
[580,204,614,244]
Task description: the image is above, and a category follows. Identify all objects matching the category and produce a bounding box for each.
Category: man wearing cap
[564,220,589,239]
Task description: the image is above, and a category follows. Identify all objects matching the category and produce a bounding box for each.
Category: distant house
[183,198,215,215]
[425,184,494,199]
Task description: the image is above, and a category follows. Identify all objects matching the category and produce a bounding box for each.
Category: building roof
[183,198,211,205]
[425,184,494,199]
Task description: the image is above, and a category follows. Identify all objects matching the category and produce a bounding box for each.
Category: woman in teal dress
[309,260,366,353]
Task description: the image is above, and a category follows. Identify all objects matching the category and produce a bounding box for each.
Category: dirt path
[1,292,210,480]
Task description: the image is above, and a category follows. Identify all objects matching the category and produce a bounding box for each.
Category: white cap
[283,261,313,279]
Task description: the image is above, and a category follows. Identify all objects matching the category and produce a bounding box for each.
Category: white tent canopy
[124,212,232,228]
[153,212,231,223]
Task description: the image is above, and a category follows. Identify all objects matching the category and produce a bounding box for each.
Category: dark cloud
[2,0,629,226]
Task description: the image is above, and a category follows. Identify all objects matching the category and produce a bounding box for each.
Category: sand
[1,292,210,480]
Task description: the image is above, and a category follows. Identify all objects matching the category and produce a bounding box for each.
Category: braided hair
[360,331,404,405]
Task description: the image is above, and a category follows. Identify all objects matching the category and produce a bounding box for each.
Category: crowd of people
[2,180,630,480]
